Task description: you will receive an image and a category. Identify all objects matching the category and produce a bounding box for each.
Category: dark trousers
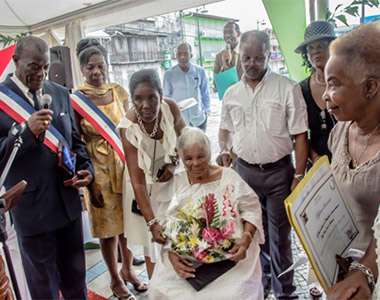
[235,158,297,299]
[17,215,87,300]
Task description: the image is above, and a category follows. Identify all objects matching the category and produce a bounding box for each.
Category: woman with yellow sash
[75,42,147,300]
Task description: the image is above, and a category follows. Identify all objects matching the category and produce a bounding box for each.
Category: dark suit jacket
[213,48,243,80]
[0,75,94,237]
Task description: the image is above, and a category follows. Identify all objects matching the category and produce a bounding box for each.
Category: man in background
[163,43,210,131]
[214,21,244,80]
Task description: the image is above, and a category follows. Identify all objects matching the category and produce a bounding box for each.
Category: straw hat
[295,21,336,54]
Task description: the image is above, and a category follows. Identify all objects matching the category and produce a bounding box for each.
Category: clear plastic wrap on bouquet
[164,191,239,263]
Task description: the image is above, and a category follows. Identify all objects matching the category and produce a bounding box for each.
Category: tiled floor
[85,246,148,299]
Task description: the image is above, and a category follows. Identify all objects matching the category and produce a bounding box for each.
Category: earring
[366,93,372,100]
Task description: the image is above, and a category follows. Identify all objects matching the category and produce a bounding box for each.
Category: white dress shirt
[220,68,308,164]
[10,74,42,106]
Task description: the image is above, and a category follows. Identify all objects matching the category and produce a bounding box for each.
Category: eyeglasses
[306,41,330,53]
[241,56,266,65]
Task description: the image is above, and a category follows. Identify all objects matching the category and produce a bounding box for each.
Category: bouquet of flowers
[165,191,239,263]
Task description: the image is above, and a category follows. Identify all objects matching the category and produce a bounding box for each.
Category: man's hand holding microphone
[27,94,53,140]
[27,94,94,188]
[221,44,232,71]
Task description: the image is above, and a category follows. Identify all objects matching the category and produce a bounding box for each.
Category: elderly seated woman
[149,127,264,299]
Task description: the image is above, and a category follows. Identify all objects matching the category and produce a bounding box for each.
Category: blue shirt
[163,63,210,127]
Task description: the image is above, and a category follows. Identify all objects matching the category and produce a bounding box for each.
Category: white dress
[117,101,177,262]
[372,206,380,299]
[149,168,265,300]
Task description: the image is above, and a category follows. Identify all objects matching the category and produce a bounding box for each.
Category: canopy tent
[0,0,222,88]
[0,0,221,35]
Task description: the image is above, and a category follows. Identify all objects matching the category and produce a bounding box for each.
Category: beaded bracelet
[349,261,376,292]
[146,218,159,231]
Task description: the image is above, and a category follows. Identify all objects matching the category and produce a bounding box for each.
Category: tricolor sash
[0,85,76,174]
[71,91,125,164]
[0,85,76,155]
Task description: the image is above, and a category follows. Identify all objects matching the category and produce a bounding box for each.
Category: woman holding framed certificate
[324,23,380,299]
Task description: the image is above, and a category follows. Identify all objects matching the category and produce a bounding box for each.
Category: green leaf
[326,10,332,21]
[336,14,349,26]
[369,0,379,7]
[344,6,360,16]
[333,3,343,14]
[351,0,367,5]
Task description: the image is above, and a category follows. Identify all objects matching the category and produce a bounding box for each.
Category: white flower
[198,238,209,251]
[190,221,200,236]
[221,239,231,249]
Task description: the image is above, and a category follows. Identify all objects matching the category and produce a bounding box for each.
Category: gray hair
[330,22,380,85]
[14,36,49,57]
[177,127,211,160]
[240,30,270,52]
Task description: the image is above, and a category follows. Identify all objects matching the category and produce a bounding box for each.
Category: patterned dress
[149,168,265,299]
[78,85,127,238]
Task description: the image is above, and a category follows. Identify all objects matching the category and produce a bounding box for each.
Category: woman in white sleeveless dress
[118,69,185,278]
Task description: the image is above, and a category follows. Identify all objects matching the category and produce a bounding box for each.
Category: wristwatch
[294,174,305,181]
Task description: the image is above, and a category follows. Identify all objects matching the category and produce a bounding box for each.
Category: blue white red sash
[0,85,69,154]
[71,91,125,164]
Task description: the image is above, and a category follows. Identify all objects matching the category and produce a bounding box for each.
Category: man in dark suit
[213,22,244,81]
[0,36,94,299]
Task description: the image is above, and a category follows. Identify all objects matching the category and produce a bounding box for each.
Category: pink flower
[202,227,222,245]
[200,193,216,225]
[220,220,235,239]
[192,247,208,261]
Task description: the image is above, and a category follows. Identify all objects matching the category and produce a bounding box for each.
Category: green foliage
[0,32,27,48]
[326,0,379,27]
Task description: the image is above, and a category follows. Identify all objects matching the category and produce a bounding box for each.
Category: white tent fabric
[40,29,61,47]
[0,0,221,35]
[64,20,84,89]
[1,0,221,87]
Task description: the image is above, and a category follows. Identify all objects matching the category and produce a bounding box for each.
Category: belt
[237,155,291,170]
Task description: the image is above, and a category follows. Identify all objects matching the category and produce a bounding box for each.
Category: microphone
[38,94,52,142]
[10,122,26,138]
[225,44,231,67]
[40,94,52,109]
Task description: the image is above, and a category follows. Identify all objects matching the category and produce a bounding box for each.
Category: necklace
[135,110,159,138]
[352,121,380,168]
[314,73,326,86]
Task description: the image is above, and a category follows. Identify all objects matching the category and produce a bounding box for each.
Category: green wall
[263,0,309,81]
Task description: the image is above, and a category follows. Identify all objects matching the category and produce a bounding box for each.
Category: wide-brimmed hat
[295,21,336,54]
